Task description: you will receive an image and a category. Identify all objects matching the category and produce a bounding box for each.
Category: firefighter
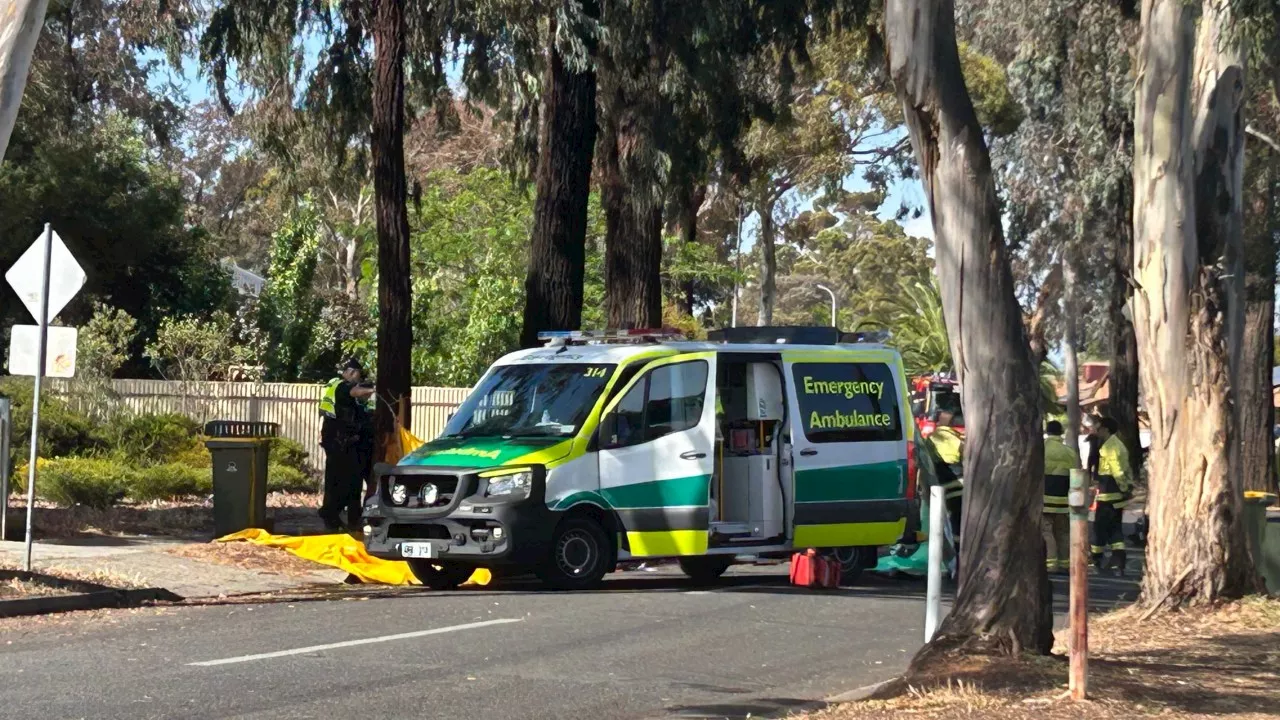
[1042,420,1079,574]
[318,359,375,532]
[1091,416,1133,576]
[927,411,965,563]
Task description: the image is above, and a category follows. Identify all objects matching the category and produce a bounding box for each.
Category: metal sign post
[5,223,85,571]
[1068,468,1090,700]
[924,484,946,642]
[21,223,52,571]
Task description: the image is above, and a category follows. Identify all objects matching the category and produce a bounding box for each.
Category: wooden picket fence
[48,379,470,474]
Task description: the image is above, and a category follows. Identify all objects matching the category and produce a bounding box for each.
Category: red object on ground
[790,549,841,588]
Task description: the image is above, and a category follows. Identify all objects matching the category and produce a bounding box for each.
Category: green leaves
[257,201,324,379]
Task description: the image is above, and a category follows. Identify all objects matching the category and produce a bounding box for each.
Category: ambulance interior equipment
[712,360,787,545]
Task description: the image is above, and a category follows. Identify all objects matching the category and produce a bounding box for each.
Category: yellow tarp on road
[217,528,491,587]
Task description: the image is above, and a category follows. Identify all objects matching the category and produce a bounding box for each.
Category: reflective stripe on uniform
[318,377,341,418]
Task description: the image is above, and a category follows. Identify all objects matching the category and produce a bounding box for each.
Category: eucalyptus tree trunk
[756,201,777,326]
[1110,174,1142,469]
[371,0,413,458]
[1134,0,1258,609]
[599,77,663,329]
[1240,160,1277,493]
[520,6,599,348]
[0,0,49,162]
[886,0,1052,656]
[1063,256,1081,455]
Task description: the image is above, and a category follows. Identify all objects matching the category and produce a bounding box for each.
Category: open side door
[596,352,717,557]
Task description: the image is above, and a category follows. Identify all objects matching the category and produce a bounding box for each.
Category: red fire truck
[910,374,963,438]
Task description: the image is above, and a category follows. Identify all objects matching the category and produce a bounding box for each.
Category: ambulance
[361,326,916,590]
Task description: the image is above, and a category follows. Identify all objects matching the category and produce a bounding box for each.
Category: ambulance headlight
[419,482,439,506]
[390,482,408,505]
[485,471,533,499]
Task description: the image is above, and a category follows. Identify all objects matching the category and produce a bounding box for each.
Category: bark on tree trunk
[371,0,412,460]
[1110,173,1142,470]
[0,0,51,163]
[674,183,704,317]
[519,6,599,348]
[886,0,1052,656]
[1064,256,1081,456]
[600,91,663,329]
[1134,0,1259,609]
[1240,158,1277,493]
[756,201,777,327]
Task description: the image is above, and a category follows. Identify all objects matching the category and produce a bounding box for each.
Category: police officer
[926,411,964,560]
[318,359,375,531]
[1091,416,1133,576]
[1042,420,1079,574]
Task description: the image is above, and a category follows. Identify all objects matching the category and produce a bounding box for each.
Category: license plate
[400,542,434,559]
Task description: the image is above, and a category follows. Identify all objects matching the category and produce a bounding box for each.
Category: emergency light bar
[536,328,687,345]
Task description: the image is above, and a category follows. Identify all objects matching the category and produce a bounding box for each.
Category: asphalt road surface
[0,562,1140,720]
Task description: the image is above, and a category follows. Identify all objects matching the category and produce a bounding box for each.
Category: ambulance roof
[493,340,899,366]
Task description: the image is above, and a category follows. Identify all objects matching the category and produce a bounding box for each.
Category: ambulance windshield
[441,363,616,439]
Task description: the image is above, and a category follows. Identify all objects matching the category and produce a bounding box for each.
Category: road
[0,563,1140,720]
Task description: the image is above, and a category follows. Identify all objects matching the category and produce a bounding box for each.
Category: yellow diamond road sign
[5,229,86,322]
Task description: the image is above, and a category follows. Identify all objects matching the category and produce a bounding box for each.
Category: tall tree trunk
[673,183,704,317]
[0,0,50,162]
[1063,255,1081,456]
[1239,153,1277,493]
[371,0,412,460]
[886,0,1052,656]
[756,200,777,326]
[1110,172,1142,470]
[600,89,663,329]
[1134,0,1258,609]
[519,6,599,348]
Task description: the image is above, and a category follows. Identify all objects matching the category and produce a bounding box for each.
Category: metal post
[22,222,52,571]
[924,484,946,642]
[0,396,10,541]
[1068,468,1089,700]
[816,284,837,327]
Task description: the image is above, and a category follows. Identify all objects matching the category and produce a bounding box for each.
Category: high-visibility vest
[1096,435,1133,507]
[318,378,342,419]
[928,426,964,499]
[1043,435,1079,514]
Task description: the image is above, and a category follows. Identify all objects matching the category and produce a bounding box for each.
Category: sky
[154,43,935,246]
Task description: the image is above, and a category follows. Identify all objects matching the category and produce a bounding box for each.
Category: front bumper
[361,463,556,566]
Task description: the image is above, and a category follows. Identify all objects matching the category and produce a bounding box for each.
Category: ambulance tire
[831,546,878,584]
[537,516,611,590]
[678,556,734,585]
[408,561,474,590]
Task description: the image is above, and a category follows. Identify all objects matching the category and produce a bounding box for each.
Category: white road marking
[187,618,523,667]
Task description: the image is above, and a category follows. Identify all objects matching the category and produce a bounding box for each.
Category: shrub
[34,458,134,509]
[1,377,108,473]
[268,436,309,473]
[168,442,212,469]
[131,463,211,502]
[113,413,203,465]
[267,463,314,493]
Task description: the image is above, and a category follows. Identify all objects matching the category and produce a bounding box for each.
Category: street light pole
[815,284,836,327]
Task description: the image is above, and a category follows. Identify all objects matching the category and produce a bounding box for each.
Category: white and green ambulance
[362,326,917,590]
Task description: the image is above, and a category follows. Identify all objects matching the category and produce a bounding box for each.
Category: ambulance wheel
[408,561,473,590]
[678,556,734,585]
[537,516,611,590]
[831,546,878,583]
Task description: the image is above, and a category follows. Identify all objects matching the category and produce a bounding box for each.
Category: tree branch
[1247,124,1280,153]
[1027,262,1063,365]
